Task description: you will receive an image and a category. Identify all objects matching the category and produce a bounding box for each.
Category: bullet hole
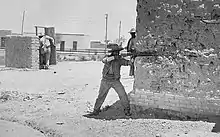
[205,28,209,32]
[138,5,142,9]
[199,43,206,50]
[170,73,174,79]
[170,24,173,30]
[157,86,160,90]
[167,14,171,18]
[210,61,214,65]
[183,65,186,72]
[197,80,201,85]
[199,64,203,69]
[179,67,182,72]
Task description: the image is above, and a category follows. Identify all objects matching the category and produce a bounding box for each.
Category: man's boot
[87,109,100,116]
[45,65,49,69]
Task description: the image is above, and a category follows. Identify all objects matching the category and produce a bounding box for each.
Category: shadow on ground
[83,100,220,133]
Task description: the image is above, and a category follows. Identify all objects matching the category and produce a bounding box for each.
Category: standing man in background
[38,34,55,69]
[126,28,136,76]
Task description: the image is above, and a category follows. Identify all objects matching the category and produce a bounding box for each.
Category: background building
[56,33,90,51]
[90,41,106,49]
[0,30,12,48]
[0,30,92,51]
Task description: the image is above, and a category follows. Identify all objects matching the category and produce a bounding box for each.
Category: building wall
[130,0,220,116]
[56,34,90,50]
[15,32,90,51]
[0,30,12,47]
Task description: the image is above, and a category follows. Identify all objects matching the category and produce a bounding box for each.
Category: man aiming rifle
[88,43,134,116]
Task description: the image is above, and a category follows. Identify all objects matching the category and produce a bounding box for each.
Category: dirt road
[0,61,219,137]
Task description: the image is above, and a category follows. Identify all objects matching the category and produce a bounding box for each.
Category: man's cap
[128,28,136,33]
[107,43,124,52]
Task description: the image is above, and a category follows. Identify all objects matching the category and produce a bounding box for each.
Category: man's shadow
[83,100,220,133]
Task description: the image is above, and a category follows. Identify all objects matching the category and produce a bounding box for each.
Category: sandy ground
[0,120,45,137]
[0,61,220,137]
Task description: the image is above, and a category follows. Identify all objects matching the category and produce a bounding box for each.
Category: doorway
[73,41,77,51]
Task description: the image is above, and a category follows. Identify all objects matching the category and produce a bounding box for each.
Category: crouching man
[88,43,134,116]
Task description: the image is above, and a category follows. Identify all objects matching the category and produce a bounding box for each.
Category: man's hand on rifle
[102,56,115,63]
[131,58,134,63]
[127,58,134,66]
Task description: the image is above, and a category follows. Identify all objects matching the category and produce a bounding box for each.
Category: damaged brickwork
[129,0,220,115]
[5,36,40,69]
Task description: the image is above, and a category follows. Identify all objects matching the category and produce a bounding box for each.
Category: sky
[0,0,137,42]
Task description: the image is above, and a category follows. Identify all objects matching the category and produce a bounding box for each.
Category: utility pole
[104,14,108,54]
[118,21,121,44]
[21,10,25,35]
[105,14,108,43]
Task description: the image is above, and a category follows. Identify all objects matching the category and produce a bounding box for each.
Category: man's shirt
[102,56,130,80]
[127,37,136,52]
[39,36,54,48]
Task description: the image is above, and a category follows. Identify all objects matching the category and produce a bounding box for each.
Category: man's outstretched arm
[102,56,115,64]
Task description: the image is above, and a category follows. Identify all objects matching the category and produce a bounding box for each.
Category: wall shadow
[83,100,220,133]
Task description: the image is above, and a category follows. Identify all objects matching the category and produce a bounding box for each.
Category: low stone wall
[130,90,220,116]
[5,36,39,69]
[130,54,220,116]
[130,0,220,116]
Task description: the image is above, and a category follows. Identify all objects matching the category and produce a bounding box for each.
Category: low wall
[130,89,220,116]
[5,36,39,69]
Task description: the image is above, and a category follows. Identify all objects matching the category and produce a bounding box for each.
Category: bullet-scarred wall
[130,0,220,115]
[5,36,40,69]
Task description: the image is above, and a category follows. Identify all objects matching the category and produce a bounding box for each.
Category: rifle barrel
[120,51,198,58]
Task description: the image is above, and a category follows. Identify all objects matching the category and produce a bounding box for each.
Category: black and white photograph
[1,0,220,137]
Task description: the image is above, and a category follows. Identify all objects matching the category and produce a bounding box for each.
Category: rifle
[120,50,158,57]
[119,50,198,59]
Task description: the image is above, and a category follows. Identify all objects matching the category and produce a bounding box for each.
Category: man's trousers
[40,47,51,68]
[94,79,130,112]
